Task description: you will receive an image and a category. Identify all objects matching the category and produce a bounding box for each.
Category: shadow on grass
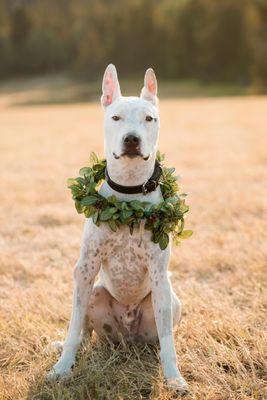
[0,74,248,108]
[27,338,163,400]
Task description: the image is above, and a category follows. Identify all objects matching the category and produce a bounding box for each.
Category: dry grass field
[0,80,266,399]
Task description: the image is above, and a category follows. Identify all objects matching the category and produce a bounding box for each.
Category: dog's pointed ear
[101,64,121,107]
[140,68,158,106]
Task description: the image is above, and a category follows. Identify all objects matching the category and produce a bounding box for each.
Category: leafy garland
[67,152,192,250]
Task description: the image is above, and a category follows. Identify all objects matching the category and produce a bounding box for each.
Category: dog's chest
[90,183,164,303]
[97,225,154,303]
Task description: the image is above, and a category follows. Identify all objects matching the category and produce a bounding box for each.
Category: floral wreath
[68,152,192,250]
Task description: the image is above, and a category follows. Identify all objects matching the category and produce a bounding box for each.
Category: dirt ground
[0,88,266,399]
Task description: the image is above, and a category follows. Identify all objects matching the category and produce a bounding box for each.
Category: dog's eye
[112,115,120,121]
[146,116,153,122]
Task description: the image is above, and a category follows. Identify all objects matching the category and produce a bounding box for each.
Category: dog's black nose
[123,134,140,148]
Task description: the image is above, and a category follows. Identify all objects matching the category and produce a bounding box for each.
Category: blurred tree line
[0,0,266,90]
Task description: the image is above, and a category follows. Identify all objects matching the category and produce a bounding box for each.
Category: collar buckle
[142,182,148,195]
[142,179,157,195]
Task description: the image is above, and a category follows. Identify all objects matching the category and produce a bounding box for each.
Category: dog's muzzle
[122,134,141,158]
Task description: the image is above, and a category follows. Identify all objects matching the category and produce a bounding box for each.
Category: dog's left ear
[101,64,121,107]
[140,68,158,106]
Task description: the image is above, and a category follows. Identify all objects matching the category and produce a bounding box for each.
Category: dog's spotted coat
[47,64,188,394]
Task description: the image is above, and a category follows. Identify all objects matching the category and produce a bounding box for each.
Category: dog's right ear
[101,64,121,107]
[140,68,158,106]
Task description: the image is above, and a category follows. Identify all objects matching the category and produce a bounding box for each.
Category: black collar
[105,160,162,195]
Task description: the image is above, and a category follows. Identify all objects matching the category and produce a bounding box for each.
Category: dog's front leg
[147,247,188,394]
[47,224,101,380]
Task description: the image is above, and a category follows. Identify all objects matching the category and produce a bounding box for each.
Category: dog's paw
[44,341,64,355]
[46,356,74,381]
[165,376,189,396]
[46,365,72,381]
[51,341,64,352]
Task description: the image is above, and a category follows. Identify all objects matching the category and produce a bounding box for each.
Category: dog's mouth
[113,152,150,161]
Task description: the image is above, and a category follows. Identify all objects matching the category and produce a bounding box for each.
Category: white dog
[47,64,188,394]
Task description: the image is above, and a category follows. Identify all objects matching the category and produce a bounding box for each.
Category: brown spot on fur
[103,323,112,333]
[94,249,100,257]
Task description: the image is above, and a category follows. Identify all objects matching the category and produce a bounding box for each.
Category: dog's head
[101,64,159,169]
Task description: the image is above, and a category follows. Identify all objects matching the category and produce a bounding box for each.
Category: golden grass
[0,88,266,399]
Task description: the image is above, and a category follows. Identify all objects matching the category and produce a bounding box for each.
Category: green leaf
[67,178,79,188]
[99,208,113,221]
[85,182,97,194]
[152,231,161,243]
[121,210,133,220]
[144,202,153,212]
[129,200,144,211]
[180,203,189,213]
[179,230,193,239]
[159,233,169,250]
[108,219,118,232]
[121,202,128,210]
[81,195,98,206]
[76,177,85,184]
[107,195,118,204]
[107,207,117,214]
[84,208,95,218]
[75,201,83,213]
[79,167,91,176]
[172,235,181,246]
[156,151,165,162]
[135,210,144,218]
[90,152,99,165]
[178,218,185,233]
[165,196,179,204]
[92,211,99,224]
